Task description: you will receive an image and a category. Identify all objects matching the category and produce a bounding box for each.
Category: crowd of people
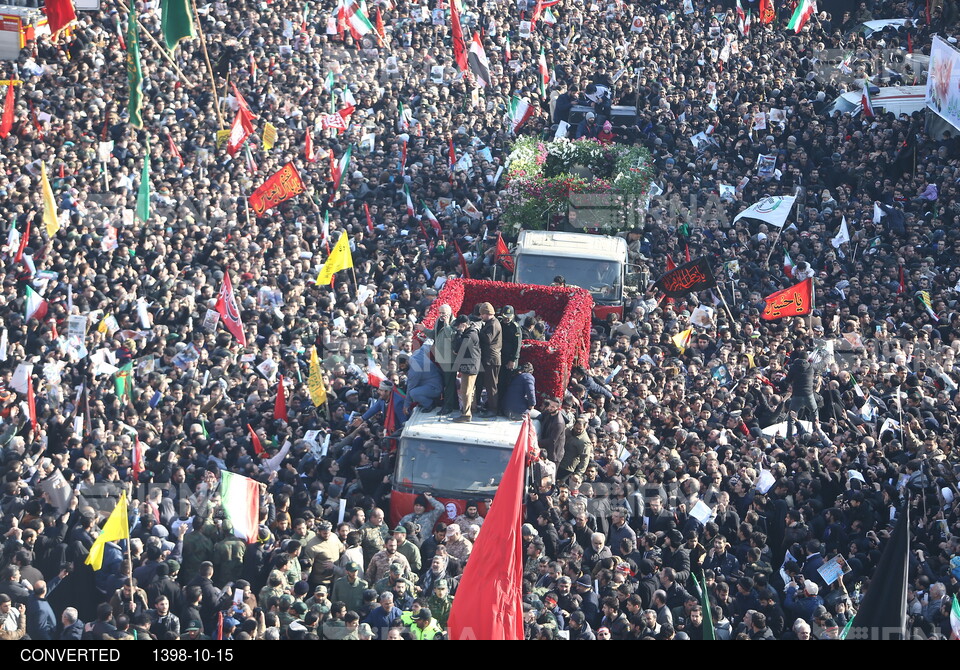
[0,0,959,641]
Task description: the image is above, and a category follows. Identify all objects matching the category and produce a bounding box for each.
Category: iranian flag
[132,436,145,482]
[404,184,415,218]
[951,594,960,639]
[786,0,815,32]
[343,0,374,39]
[367,357,387,387]
[862,81,875,118]
[504,34,511,62]
[25,285,48,322]
[219,471,260,543]
[332,145,352,191]
[538,47,550,97]
[422,201,441,235]
[784,250,794,278]
[508,96,534,133]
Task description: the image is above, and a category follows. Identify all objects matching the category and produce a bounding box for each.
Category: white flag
[873,201,885,223]
[733,195,797,228]
[831,216,851,249]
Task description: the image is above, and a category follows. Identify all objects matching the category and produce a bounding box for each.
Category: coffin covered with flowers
[499,136,655,234]
[422,279,593,400]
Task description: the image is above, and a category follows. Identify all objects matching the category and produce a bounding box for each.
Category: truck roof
[515,230,627,263]
[401,408,524,449]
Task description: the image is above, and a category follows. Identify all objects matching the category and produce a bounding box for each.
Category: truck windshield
[394,438,513,495]
[515,255,621,303]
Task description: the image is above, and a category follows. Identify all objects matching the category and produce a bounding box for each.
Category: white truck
[510,230,630,321]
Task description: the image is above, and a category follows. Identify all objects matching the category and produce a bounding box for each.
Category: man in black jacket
[538,397,566,465]
[783,344,819,439]
[452,316,481,423]
[476,302,502,417]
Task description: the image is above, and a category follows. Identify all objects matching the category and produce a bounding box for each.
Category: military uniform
[366,550,413,584]
[426,592,453,629]
[374,575,415,596]
[304,534,345,587]
[396,539,423,575]
[452,513,485,536]
[445,537,473,564]
[331,575,368,614]
[358,522,389,565]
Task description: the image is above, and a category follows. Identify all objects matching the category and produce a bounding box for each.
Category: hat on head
[586,112,595,120]
[576,575,592,588]
[478,302,495,315]
[345,561,361,572]
[415,608,432,621]
[501,305,516,317]
[392,525,407,535]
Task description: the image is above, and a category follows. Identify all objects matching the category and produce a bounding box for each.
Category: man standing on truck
[476,302,502,417]
[499,305,523,402]
[430,304,459,416]
[452,315,481,423]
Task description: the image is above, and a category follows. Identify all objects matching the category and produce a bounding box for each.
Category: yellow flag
[262,122,278,151]
[315,231,354,286]
[85,491,130,570]
[41,162,59,238]
[671,328,693,354]
[308,347,327,407]
[215,129,231,149]
[746,353,756,369]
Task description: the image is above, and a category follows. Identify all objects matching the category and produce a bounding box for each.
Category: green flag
[136,138,150,222]
[114,361,134,401]
[125,4,144,128]
[694,570,716,640]
[161,0,195,51]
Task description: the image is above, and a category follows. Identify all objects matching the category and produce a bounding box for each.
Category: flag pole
[113,0,194,88]
[764,224,784,266]
[190,0,226,129]
[716,280,736,324]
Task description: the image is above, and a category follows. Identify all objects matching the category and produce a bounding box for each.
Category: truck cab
[390,408,534,526]
[511,230,630,322]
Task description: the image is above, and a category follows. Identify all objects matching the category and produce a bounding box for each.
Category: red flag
[48,318,58,340]
[448,136,457,170]
[454,240,470,278]
[384,389,397,436]
[364,202,374,235]
[665,254,676,272]
[226,106,255,156]
[27,376,37,435]
[451,0,468,71]
[132,435,144,482]
[44,0,77,36]
[898,265,906,294]
[496,232,514,272]
[249,162,305,216]
[15,216,30,265]
[274,374,288,422]
[215,271,247,345]
[685,243,691,263]
[248,424,265,457]
[447,415,533,640]
[0,83,14,139]
[907,32,913,53]
[400,140,407,171]
[761,277,813,321]
[759,0,775,24]
[374,6,386,42]
[305,127,315,162]
[167,132,184,168]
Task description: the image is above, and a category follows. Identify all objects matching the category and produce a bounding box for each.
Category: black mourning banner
[653,257,718,298]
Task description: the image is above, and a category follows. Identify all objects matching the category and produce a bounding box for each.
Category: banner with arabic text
[249,162,305,216]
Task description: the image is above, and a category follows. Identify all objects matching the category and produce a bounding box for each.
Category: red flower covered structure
[423,279,593,400]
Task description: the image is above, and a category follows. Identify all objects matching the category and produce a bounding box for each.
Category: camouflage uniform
[445,536,473,564]
[374,574,416,596]
[426,591,453,629]
[358,522,389,565]
[366,549,413,584]
[452,513,485,536]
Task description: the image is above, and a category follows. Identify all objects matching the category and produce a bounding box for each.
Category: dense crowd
[0,0,959,641]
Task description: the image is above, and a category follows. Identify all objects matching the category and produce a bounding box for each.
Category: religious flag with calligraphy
[653,257,717,299]
[249,162,305,216]
[761,277,813,320]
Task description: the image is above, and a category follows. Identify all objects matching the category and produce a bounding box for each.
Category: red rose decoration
[423,279,594,399]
